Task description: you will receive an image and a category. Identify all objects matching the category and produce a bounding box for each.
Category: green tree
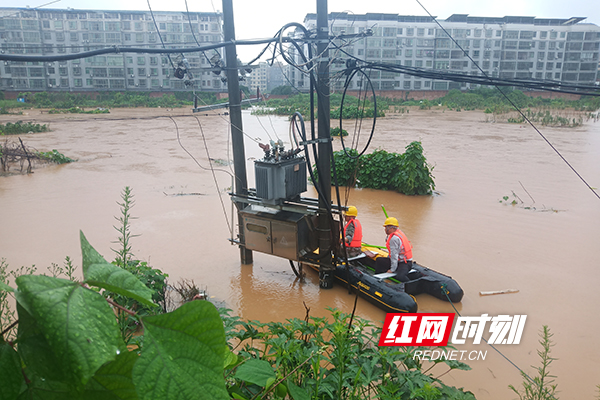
[270,85,294,95]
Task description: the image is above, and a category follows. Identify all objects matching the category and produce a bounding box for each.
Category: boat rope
[439,283,559,400]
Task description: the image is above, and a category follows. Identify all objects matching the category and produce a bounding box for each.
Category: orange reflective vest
[344,218,362,248]
[386,229,413,262]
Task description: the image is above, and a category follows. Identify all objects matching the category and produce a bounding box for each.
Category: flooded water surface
[1,106,599,398]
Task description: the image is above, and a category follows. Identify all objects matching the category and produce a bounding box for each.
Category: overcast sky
[4,0,600,61]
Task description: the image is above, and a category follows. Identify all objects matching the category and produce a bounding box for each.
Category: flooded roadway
[1,106,599,398]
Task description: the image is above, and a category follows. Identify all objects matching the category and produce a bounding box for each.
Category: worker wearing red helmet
[375,217,413,282]
[343,206,363,258]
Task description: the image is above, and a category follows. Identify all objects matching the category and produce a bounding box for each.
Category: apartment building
[302,13,600,92]
[0,7,224,92]
[245,61,268,93]
[243,61,288,93]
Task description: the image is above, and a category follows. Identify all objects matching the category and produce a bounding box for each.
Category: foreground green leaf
[85,263,156,308]
[80,231,111,276]
[16,375,73,400]
[15,275,121,387]
[17,302,67,382]
[84,351,139,400]
[234,359,275,387]
[132,301,229,400]
[0,340,23,400]
[287,380,310,400]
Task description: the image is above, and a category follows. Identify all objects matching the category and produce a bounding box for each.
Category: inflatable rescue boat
[303,244,463,313]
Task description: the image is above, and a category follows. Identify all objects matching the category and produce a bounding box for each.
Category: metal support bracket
[299,137,332,146]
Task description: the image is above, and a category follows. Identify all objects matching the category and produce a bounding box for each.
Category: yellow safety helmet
[346,206,358,217]
[383,217,399,227]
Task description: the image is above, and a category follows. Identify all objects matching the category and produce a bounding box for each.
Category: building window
[29,68,43,77]
[30,79,45,89]
[109,79,125,89]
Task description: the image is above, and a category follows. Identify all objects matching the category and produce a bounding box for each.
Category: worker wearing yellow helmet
[343,206,363,258]
[374,217,413,282]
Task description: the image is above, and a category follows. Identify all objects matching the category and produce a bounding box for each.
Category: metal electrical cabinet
[241,207,317,261]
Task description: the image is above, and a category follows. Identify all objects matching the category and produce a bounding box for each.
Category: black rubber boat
[302,245,463,313]
[331,261,418,313]
[352,245,464,303]
[403,263,464,303]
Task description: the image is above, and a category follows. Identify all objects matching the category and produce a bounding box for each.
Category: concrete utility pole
[222,0,252,264]
[316,0,334,289]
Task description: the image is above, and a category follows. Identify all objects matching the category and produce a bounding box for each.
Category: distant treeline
[0,91,218,112]
[252,88,600,118]
[402,88,600,113]
[2,88,598,116]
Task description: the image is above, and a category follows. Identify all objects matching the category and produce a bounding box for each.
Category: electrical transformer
[254,157,307,202]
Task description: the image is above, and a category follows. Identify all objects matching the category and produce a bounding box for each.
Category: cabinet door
[243,216,272,255]
[271,220,298,260]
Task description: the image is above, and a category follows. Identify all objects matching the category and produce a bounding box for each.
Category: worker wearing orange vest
[343,206,363,258]
[374,217,413,282]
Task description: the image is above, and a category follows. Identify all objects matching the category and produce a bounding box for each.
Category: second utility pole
[222,0,252,264]
[316,0,334,289]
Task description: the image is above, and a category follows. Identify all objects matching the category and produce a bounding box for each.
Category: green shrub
[0,121,48,135]
[323,141,435,195]
[330,127,349,137]
[36,149,75,164]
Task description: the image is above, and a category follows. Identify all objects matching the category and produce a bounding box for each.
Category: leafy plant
[223,307,474,400]
[395,141,436,195]
[0,232,230,400]
[36,149,75,164]
[323,141,435,195]
[509,325,558,400]
[0,121,49,135]
[107,187,169,343]
[112,186,138,268]
[330,127,349,137]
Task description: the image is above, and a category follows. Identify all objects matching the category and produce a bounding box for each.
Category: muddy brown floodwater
[1,106,599,398]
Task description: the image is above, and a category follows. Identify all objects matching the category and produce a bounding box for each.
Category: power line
[0,38,278,62]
